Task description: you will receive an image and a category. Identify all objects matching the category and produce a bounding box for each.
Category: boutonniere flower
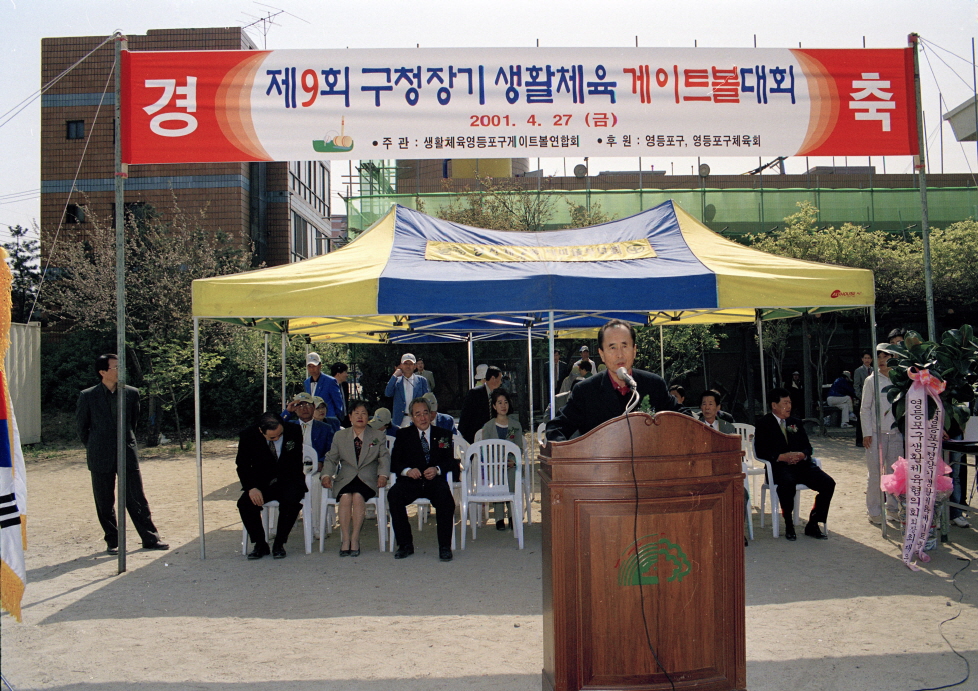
[285,440,296,451]
[437,440,449,449]
[507,433,516,440]
[368,440,378,447]
[787,425,798,434]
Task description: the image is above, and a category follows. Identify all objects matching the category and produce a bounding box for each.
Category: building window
[65,204,86,224]
[314,230,329,256]
[66,120,85,140]
[292,212,309,261]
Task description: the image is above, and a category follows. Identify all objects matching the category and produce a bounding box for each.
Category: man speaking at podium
[546,320,678,441]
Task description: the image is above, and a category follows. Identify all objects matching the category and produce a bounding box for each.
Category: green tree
[3,224,41,324]
[41,201,252,440]
[634,324,724,384]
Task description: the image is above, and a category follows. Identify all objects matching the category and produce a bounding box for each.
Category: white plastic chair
[385,472,457,551]
[240,493,313,556]
[742,462,754,541]
[757,456,828,538]
[733,424,765,507]
[461,440,524,549]
[301,444,322,537]
[318,482,386,553]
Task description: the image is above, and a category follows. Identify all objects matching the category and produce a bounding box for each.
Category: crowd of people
[75,321,969,563]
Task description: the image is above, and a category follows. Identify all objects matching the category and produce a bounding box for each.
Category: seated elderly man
[826,371,857,428]
[368,407,396,438]
[282,392,334,472]
[387,398,456,562]
[423,392,457,436]
[237,412,307,559]
[754,387,835,541]
[697,390,736,434]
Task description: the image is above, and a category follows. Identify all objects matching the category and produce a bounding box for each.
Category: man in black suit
[458,365,503,443]
[236,412,307,559]
[76,353,167,555]
[388,398,456,562]
[546,320,679,441]
[552,348,570,395]
[754,387,835,541]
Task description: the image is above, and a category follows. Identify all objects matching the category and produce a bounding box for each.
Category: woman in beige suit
[321,401,390,556]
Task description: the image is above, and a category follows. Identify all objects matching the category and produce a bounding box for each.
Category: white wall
[6,322,41,445]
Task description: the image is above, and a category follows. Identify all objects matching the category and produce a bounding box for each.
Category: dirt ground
[2,429,977,691]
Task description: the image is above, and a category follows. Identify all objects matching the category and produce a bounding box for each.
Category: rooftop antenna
[241,2,310,49]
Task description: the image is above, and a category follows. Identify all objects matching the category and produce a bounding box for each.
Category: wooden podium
[540,412,746,691]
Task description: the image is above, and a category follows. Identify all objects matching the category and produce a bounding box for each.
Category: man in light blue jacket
[385,353,429,427]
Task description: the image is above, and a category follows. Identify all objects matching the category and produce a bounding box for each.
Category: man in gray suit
[76,354,167,554]
[697,390,736,434]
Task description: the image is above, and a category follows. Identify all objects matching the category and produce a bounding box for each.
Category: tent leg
[263,332,269,412]
[756,310,767,412]
[194,317,205,559]
[869,305,888,539]
[467,334,475,389]
[659,325,665,378]
[548,311,556,419]
[281,330,288,410]
[526,327,536,502]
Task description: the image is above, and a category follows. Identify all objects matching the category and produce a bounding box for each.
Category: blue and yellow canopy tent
[190,200,876,556]
[193,199,874,336]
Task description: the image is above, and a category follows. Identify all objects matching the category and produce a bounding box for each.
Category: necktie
[354,436,362,461]
[420,431,430,464]
[780,420,788,441]
[268,439,278,459]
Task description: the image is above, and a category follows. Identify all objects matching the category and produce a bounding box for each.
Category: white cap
[475,364,488,379]
[306,352,322,366]
[401,353,417,363]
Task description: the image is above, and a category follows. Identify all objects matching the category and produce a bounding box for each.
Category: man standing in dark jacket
[76,353,167,555]
[546,320,679,441]
[236,412,308,559]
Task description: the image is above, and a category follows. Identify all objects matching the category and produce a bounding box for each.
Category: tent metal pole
[659,325,665,378]
[548,311,556,419]
[193,317,205,559]
[281,330,287,410]
[263,333,268,412]
[869,305,888,539]
[467,334,475,388]
[527,326,535,500]
[756,310,768,412]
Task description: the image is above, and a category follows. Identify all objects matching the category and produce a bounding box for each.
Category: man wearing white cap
[385,353,430,427]
[304,353,345,426]
[282,392,334,469]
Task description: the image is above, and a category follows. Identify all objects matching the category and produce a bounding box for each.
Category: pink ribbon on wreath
[901,368,945,571]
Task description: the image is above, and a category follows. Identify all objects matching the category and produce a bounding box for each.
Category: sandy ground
[2,430,977,691]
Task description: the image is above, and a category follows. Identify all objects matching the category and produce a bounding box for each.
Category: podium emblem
[615,534,691,586]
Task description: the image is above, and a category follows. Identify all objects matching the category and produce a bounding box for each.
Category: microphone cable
[626,410,677,691]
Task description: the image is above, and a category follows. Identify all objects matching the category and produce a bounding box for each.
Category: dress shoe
[247,543,270,560]
[350,546,361,557]
[394,545,414,559]
[339,549,351,557]
[496,520,506,531]
[784,524,797,541]
[142,541,169,550]
[439,548,453,562]
[106,545,119,555]
[805,523,828,540]
[272,545,287,559]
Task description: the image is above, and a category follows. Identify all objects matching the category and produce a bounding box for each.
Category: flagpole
[114,31,129,575]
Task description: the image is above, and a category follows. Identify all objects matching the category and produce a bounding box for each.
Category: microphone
[616,367,637,391]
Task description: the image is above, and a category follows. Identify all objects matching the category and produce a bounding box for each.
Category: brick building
[40,27,335,267]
